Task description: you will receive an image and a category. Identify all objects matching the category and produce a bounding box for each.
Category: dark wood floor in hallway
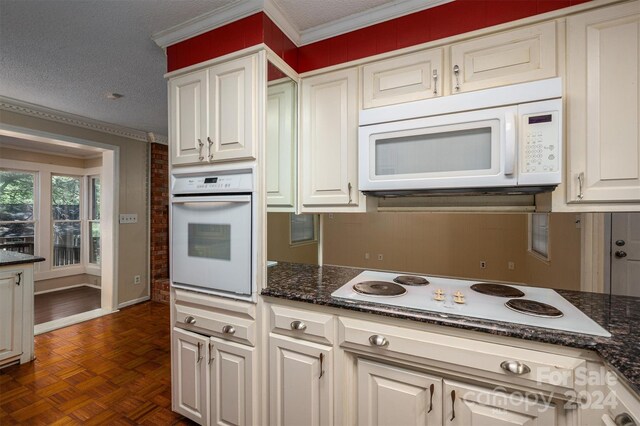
[0,301,196,425]
[34,286,102,325]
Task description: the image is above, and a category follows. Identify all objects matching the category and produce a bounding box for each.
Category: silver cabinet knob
[615,251,628,258]
[500,360,531,375]
[369,334,389,347]
[615,413,636,426]
[222,325,235,335]
[290,320,307,331]
[616,240,626,247]
[185,316,196,325]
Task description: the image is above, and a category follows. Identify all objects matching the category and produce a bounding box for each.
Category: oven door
[171,194,252,298]
[359,106,517,192]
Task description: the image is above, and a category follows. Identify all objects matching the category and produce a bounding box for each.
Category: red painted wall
[167,0,589,73]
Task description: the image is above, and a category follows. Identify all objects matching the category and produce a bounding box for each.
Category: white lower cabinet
[357,359,443,426]
[209,337,256,426]
[443,379,557,426]
[172,327,209,424]
[269,334,333,426]
[0,270,23,364]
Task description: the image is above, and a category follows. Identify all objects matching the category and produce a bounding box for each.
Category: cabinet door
[450,21,556,94]
[267,80,296,211]
[0,271,22,363]
[172,327,208,424]
[169,70,208,166]
[357,359,442,426]
[208,55,257,162]
[444,380,557,426]
[362,48,443,109]
[209,337,256,426]
[300,68,362,211]
[270,334,333,426]
[566,2,640,202]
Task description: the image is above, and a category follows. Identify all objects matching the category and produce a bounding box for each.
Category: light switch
[119,214,138,224]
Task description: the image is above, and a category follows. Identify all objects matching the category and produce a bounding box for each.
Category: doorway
[0,124,118,332]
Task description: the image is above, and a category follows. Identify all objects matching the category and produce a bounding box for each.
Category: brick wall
[150,143,170,303]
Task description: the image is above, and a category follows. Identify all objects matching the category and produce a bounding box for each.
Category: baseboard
[34,283,101,295]
[118,295,150,309]
[34,308,115,335]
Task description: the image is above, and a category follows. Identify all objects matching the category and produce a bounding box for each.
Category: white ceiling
[0,0,426,143]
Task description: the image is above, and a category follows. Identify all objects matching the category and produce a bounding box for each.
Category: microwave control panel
[520,111,560,175]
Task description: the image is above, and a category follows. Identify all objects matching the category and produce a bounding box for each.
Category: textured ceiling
[0,0,408,142]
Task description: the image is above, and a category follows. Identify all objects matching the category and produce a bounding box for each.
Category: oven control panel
[172,170,253,194]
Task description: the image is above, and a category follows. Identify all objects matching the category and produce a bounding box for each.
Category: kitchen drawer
[269,304,335,345]
[176,303,256,346]
[339,317,586,394]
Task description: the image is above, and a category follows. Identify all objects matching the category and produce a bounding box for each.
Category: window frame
[289,213,318,246]
[528,213,551,262]
[87,175,101,266]
[51,173,83,269]
[0,168,38,256]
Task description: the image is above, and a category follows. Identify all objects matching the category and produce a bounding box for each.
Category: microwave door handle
[504,113,516,176]
[172,195,251,204]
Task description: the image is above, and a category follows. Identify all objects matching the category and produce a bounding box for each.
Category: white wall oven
[170,167,255,301]
[359,78,562,195]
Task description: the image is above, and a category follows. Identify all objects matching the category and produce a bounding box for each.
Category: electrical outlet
[377,254,384,261]
[119,214,138,224]
[480,261,487,269]
[328,213,334,219]
[508,262,515,270]
[134,275,141,284]
[364,253,370,260]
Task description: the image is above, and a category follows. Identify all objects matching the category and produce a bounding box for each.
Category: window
[52,175,81,267]
[290,214,317,245]
[0,170,36,255]
[529,213,549,260]
[88,176,101,265]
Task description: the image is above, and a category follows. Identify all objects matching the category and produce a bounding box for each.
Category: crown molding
[263,0,301,46]
[0,97,168,144]
[152,0,263,49]
[299,0,454,46]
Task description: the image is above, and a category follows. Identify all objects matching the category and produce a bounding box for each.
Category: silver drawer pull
[290,320,307,331]
[500,360,531,375]
[369,334,389,347]
[222,325,236,335]
[185,316,196,325]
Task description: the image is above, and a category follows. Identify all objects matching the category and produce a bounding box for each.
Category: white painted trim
[34,308,114,335]
[0,96,167,144]
[117,295,150,309]
[263,0,300,46]
[152,0,263,49]
[299,0,453,46]
[34,283,101,296]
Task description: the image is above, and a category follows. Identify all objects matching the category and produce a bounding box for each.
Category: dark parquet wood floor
[0,301,196,425]
[34,286,102,325]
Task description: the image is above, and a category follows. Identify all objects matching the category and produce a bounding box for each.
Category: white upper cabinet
[566,1,640,203]
[170,70,208,165]
[169,54,258,166]
[449,21,557,94]
[362,48,444,108]
[267,78,297,211]
[300,68,367,212]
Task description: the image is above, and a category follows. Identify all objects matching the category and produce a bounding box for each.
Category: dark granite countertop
[0,250,45,266]
[263,262,640,396]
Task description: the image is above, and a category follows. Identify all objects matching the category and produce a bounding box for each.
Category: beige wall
[267,213,318,265]
[322,212,581,291]
[1,110,149,305]
[35,274,101,294]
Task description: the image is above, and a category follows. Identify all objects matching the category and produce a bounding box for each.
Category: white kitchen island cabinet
[169,53,259,166]
[566,1,640,204]
[0,253,41,368]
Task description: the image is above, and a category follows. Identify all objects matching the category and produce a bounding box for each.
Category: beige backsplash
[267,212,581,291]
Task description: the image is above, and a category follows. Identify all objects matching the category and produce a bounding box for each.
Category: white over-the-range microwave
[358,78,563,196]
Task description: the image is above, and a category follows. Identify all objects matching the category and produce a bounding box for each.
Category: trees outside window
[0,170,36,254]
[52,175,81,266]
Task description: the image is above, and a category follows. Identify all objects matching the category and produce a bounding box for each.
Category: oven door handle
[171,195,251,204]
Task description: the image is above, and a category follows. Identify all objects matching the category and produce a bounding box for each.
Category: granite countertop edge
[264,262,640,397]
[0,251,45,266]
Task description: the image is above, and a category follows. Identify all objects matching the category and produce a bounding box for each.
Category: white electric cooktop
[331,270,610,337]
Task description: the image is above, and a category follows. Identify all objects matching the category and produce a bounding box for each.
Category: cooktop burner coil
[470,283,525,298]
[393,275,429,286]
[353,281,407,297]
[505,299,564,318]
